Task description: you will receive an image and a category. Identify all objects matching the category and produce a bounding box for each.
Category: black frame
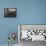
[4,8,17,17]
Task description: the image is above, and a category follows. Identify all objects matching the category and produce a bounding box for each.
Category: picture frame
[4,8,17,17]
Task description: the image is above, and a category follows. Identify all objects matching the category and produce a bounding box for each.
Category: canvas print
[4,8,17,17]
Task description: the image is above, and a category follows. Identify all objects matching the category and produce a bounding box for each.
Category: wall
[0,0,46,44]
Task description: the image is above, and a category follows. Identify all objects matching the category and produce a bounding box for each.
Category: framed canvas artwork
[4,8,17,17]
